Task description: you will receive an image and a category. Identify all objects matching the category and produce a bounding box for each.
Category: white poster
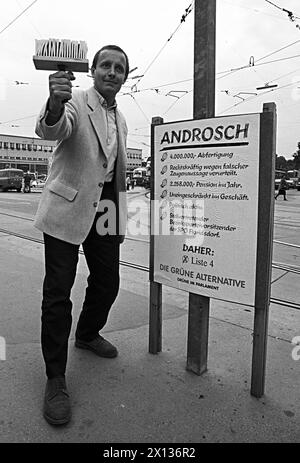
[152,114,260,306]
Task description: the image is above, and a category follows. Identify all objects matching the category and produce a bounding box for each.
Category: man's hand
[48,70,75,114]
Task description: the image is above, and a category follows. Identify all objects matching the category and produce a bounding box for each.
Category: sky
[1,0,300,159]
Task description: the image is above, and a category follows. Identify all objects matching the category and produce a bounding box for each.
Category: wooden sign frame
[149,102,276,398]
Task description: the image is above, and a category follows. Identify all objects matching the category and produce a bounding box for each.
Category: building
[126,147,143,171]
[0,134,56,175]
[0,133,142,176]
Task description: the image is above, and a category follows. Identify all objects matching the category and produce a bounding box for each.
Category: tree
[286,158,296,170]
[275,155,287,170]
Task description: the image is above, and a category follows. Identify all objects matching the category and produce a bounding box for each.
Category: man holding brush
[35,45,129,425]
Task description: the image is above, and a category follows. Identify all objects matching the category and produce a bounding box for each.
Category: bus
[0,168,23,192]
[132,167,149,186]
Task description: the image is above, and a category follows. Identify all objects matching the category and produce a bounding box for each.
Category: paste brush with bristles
[33,38,89,72]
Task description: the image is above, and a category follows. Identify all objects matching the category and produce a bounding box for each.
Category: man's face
[92,49,126,105]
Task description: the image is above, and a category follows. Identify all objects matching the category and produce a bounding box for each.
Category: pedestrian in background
[34,44,130,426]
[23,171,32,193]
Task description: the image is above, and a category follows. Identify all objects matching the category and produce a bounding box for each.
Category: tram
[132,167,149,186]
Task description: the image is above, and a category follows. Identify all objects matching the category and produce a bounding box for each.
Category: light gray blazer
[34,87,128,245]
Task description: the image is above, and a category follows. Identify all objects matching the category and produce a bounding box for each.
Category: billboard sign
[152,114,260,306]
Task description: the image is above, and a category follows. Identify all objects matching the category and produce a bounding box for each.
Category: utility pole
[186,0,216,375]
[193,0,216,119]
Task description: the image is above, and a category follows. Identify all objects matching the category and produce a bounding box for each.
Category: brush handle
[57,64,69,103]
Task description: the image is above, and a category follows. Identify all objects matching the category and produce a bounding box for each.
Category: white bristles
[33,38,89,72]
[35,38,88,60]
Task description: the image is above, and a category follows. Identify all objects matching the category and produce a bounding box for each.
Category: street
[0,187,299,442]
[0,186,299,273]
[0,185,299,328]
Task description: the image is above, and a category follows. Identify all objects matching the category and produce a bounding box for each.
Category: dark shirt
[279,179,287,190]
[24,174,31,185]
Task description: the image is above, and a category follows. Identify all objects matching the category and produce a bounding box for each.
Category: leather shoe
[75,334,118,358]
[43,376,71,425]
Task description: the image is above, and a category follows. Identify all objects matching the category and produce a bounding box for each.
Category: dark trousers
[275,188,287,200]
[41,182,120,378]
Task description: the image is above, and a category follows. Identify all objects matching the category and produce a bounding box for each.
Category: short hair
[91,45,130,81]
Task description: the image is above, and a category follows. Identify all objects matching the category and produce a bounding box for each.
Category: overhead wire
[161,58,300,115]
[265,0,286,11]
[217,57,300,114]
[255,38,300,63]
[218,63,300,100]
[219,77,300,114]
[8,54,300,127]
[118,2,195,128]
[265,0,300,20]
[122,52,300,112]
[164,53,300,116]
[216,36,300,88]
[222,0,288,21]
[163,89,192,116]
[266,66,300,85]
[2,0,300,134]
[214,27,300,112]
[120,78,192,97]
[133,1,194,89]
[127,94,150,124]
[217,52,300,79]
[122,39,300,100]
[133,53,300,129]
[15,0,42,38]
[0,114,38,126]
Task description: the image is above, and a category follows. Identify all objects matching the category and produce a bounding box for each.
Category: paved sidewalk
[0,227,299,443]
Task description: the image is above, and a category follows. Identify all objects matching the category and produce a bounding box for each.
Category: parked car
[31,175,47,189]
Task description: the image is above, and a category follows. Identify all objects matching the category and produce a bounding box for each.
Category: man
[23,171,32,193]
[35,45,129,425]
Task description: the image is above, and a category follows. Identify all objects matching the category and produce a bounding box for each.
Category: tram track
[2,211,300,248]
[274,221,300,229]
[0,210,149,244]
[0,226,149,273]
[0,221,299,311]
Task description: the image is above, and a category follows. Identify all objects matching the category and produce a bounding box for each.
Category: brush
[33,38,89,72]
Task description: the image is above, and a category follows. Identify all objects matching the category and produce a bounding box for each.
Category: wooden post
[187,294,210,374]
[193,0,216,120]
[149,281,162,353]
[149,116,164,354]
[251,103,276,397]
[186,0,216,375]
